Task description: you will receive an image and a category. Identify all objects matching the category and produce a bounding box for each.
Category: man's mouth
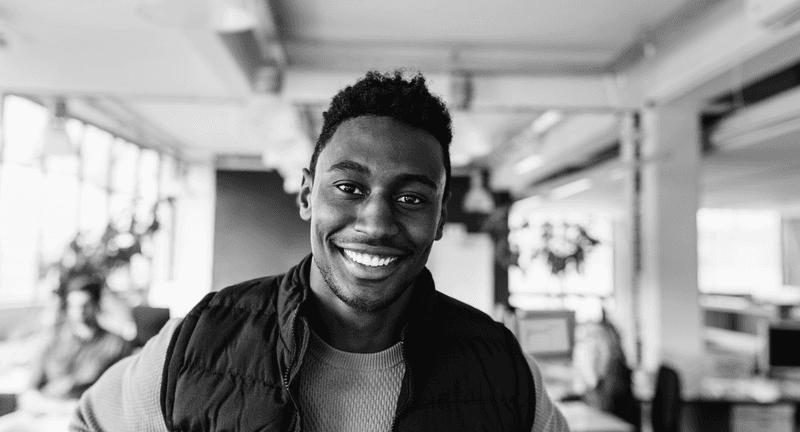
[342,248,400,267]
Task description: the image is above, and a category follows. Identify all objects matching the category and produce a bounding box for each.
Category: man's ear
[298,168,313,221]
[435,191,450,241]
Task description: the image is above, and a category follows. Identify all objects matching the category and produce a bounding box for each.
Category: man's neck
[307,264,413,353]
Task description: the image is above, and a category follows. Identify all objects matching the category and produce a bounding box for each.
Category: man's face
[299,116,448,312]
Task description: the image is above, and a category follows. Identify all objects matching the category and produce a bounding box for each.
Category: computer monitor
[516,309,575,361]
[131,306,171,348]
[767,321,800,380]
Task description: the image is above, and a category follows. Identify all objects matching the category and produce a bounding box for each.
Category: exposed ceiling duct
[710,84,800,152]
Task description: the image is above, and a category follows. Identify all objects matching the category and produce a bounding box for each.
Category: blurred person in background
[70,70,568,432]
[0,274,132,432]
[572,316,639,430]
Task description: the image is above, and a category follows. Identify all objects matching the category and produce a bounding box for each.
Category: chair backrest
[651,365,682,432]
[131,306,171,347]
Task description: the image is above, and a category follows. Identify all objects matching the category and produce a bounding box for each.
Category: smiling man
[70,71,568,432]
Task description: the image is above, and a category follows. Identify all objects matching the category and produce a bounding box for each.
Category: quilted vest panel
[161,257,535,431]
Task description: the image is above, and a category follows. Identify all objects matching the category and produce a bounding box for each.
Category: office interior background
[2,0,800,431]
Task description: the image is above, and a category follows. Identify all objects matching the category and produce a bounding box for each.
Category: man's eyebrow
[328,160,439,190]
[395,173,438,190]
[328,160,371,175]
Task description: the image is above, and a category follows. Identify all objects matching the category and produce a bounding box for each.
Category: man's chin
[314,251,416,313]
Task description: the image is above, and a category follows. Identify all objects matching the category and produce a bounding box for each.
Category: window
[0,96,47,304]
[80,125,113,241]
[2,96,48,163]
[698,209,782,296]
[507,208,615,323]
[0,164,43,303]
[0,95,178,305]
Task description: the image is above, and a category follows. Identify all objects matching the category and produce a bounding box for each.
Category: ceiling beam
[704,148,800,165]
[471,74,637,111]
[490,113,620,193]
[182,29,252,98]
[620,0,800,105]
[281,69,638,111]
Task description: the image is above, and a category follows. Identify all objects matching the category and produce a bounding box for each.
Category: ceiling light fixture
[450,153,472,167]
[513,154,544,174]
[531,110,563,135]
[38,99,75,157]
[245,66,311,193]
[463,169,495,214]
[244,66,292,137]
[212,0,258,33]
[549,178,593,200]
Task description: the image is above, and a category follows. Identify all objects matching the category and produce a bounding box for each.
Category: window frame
[0,94,180,306]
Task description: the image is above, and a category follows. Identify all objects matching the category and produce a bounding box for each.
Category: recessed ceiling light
[531,110,563,135]
[514,154,544,174]
[211,0,258,33]
[549,178,593,200]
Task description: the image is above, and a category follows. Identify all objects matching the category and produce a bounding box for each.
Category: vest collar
[277,254,440,411]
[278,254,439,353]
[276,254,314,357]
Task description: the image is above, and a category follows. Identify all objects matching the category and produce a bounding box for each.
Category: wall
[426,175,498,315]
[427,224,494,315]
[212,170,310,290]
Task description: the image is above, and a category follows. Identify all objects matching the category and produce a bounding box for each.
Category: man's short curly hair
[309,70,453,198]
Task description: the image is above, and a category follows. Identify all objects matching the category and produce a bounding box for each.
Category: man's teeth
[343,249,399,267]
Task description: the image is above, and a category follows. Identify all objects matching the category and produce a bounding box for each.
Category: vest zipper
[283,309,301,431]
[283,311,296,389]
[390,337,411,431]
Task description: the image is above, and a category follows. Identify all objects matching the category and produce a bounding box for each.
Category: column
[639,105,704,396]
[614,111,640,368]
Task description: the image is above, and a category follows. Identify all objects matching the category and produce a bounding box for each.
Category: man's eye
[336,184,364,195]
[397,195,422,205]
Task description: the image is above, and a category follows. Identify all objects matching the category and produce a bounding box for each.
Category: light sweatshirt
[69,318,569,432]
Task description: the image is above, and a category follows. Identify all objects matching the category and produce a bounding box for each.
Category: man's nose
[354,196,400,238]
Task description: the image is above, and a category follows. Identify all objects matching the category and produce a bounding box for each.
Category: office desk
[680,377,800,432]
[557,401,634,432]
[0,366,29,416]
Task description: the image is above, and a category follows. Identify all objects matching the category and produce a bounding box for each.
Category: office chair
[651,365,682,432]
[131,306,171,348]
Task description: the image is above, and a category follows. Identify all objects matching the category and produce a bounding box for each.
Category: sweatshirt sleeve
[527,354,571,432]
[69,317,183,432]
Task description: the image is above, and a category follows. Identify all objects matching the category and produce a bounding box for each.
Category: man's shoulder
[219,274,283,295]
[203,273,288,313]
[207,257,312,312]
[431,291,509,341]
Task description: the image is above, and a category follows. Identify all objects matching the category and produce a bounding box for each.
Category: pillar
[638,105,704,396]
[614,111,640,368]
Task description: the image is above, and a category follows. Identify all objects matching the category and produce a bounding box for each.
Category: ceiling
[515,132,800,216]
[274,0,689,73]
[3,0,800,210]
[0,0,696,149]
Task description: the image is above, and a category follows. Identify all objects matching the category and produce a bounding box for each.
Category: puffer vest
[160,255,536,431]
